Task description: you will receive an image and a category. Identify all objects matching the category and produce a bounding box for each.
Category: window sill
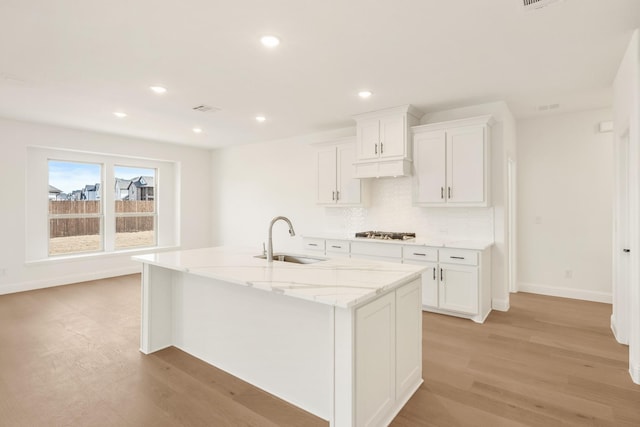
[25,245,181,266]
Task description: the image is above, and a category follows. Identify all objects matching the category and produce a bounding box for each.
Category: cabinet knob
[624,248,631,253]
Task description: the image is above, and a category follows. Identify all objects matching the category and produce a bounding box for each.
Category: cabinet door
[379,115,405,158]
[404,260,438,308]
[316,147,337,204]
[336,143,362,205]
[395,279,422,402]
[446,126,485,204]
[356,291,396,427]
[413,131,446,204]
[357,118,380,161]
[438,264,478,315]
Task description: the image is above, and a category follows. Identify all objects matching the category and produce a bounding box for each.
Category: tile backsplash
[323,176,494,240]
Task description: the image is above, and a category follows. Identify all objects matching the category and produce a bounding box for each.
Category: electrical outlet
[564,270,573,279]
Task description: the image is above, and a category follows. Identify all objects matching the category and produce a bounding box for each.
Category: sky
[48,161,154,194]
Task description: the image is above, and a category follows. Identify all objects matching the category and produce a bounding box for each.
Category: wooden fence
[49,201,154,238]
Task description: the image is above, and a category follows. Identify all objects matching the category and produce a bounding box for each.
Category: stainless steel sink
[255,253,327,264]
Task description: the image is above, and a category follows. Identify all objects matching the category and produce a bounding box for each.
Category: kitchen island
[133,246,426,427]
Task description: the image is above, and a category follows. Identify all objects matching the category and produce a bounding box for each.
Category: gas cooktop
[354,231,416,241]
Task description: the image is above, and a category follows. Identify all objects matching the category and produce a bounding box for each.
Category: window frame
[26,147,178,262]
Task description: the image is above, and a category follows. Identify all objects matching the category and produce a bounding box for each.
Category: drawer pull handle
[413,252,426,256]
[309,243,318,247]
[440,268,443,281]
[450,256,465,260]
[331,245,341,249]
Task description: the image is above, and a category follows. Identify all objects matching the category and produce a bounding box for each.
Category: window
[48,161,103,256]
[114,166,156,249]
[27,147,178,261]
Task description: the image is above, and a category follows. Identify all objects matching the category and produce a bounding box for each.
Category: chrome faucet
[267,216,296,262]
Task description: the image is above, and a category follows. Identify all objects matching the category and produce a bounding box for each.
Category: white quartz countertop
[304,233,494,251]
[133,246,426,309]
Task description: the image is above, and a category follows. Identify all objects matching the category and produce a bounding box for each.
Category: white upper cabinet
[412,115,494,207]
[353,105,423,178]
[316,137,366,206]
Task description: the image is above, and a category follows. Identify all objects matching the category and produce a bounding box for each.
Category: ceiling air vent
[522,0,563,11]
[192,104,221,113]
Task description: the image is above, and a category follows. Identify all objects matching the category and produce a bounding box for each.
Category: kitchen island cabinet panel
[135,247,424,427]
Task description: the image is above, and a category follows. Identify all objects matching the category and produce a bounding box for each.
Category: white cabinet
[302,237,325,253]
[351,241,402,263]
[302,237,492,323]
[353,105,423,178]
[355,291,396,426]
[326,239,349,257]
[354,279,422,427]
[438,263,479,315]
[403,246,491,323]
[413,115,493,207]
[316,137,365,206]
[357,115,406,161]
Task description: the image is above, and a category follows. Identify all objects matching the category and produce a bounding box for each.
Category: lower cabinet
[302,237,492,323]
[354,279,422,427]
[438,263,479,314]
[405,246,491,323]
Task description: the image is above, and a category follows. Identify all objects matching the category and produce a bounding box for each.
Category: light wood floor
[0,275,638,426]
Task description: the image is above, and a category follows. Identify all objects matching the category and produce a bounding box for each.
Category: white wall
[210,130,352,252]
[0,117,212,294]
[517,108,613,303]
[613,28,640,384]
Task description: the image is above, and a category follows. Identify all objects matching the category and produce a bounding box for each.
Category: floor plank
[0,276,638,426]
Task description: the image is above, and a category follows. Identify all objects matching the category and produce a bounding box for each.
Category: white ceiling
[1,0,639,149]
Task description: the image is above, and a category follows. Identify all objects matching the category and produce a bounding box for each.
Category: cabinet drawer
[438,249,478,266]
[351,241,402,259]
[351,242,402,261]
[326,239,349,254]
[302,238,325,252]
[403,246,438,262]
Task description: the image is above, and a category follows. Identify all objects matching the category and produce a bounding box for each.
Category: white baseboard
[610,314,629,345]
[631,362,640,385]
[518,282,612,304]
[0,266,141,295]
[492,298,510,312]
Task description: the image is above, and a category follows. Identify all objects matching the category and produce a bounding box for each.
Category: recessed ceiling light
[358,90,373,99]
[113,111,127,118]
[260,35,280,48]
[256,115,266,122]
[150,86,167,94]
[192,127,203,133]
